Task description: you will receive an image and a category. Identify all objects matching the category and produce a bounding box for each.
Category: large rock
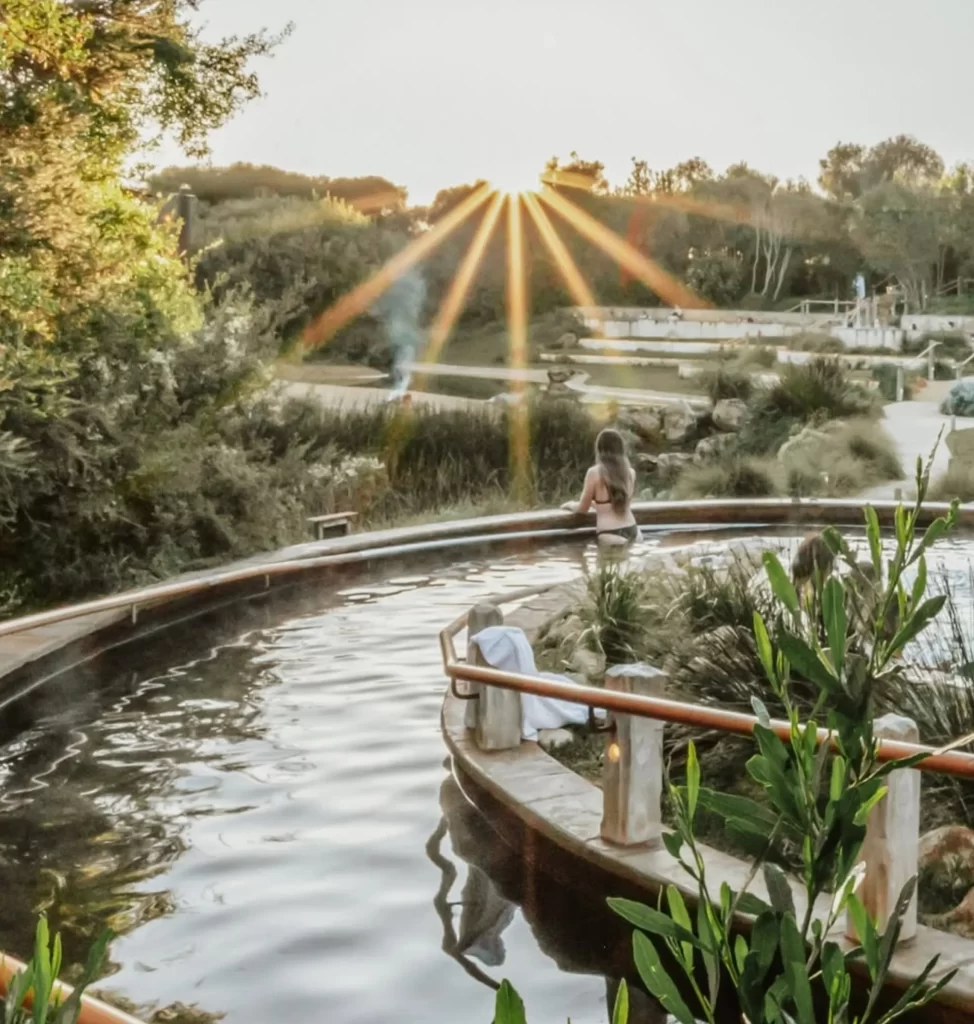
[941,379,974,417]
[538,728,574,750]
[662,401,698,444]
[544,612,584,649]
[654,451,694,483]
[569,646,605,680]
[919,826,974,936]
[694,433,736,464]
[617,407,663,442]
[712,399,749,433]
[777,425,832,463]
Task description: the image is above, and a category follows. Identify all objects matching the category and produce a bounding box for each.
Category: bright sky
[155,0,974,204]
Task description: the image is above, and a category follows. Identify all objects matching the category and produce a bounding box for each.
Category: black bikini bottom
[596,524,639,542]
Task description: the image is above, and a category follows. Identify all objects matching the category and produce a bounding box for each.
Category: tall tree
[1,0,287,338]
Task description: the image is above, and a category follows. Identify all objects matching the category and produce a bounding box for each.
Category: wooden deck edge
[441,588,974,1017]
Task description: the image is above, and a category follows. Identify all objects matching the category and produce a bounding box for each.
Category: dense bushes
[734,357,880,455]
[0,355,597,612]
[667,359,898,499]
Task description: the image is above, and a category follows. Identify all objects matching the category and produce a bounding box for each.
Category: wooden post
[466,603,521,749]
[846,714,920,944]
[895,366,904,402]
[601,664,667,847]
[464,603,503,730]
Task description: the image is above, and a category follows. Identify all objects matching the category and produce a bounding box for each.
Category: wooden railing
[441,598,974,942]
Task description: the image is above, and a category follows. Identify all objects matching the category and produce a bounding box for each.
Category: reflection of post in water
[424,818,505,991]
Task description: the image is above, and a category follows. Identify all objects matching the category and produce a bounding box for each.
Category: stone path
[279,380,485,412]
[405,361,707,408]
[862,395,954,500]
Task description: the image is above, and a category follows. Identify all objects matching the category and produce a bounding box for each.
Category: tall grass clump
[737,357,880,456]
[930,463,974,502]
[783,418,903,497]
[3,918,110,1024]
[697,363,754,403]
[766,357,880,422]
[791,331,844,353]
[265,395,599,517]
[672,456,782,499]
[578,564,651,667]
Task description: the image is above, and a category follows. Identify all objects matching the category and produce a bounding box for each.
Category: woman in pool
[564,428,638,545]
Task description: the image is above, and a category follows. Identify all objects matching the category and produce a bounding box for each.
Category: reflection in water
[431,771,666,1022]
[0,529,830,1021]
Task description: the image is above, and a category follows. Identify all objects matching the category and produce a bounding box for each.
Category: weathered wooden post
[895,366,905,402]
[601,664,667,847]
[845,714,920,944]
[466,603,521,750]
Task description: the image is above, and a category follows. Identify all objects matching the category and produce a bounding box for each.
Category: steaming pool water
[1,527,974,1024]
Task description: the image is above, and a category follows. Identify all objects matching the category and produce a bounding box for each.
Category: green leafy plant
[579,564,650,668]
[491,977,631,1024]
[606,453,961,1024]
[509,452,967,1023]
[3,918,111,1024]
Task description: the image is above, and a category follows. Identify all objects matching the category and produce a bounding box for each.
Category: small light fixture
[607,741,622,763]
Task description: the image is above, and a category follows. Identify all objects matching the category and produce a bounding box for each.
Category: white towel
[469,625,605,741]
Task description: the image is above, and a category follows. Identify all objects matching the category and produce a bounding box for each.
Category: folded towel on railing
[469,625,606,741]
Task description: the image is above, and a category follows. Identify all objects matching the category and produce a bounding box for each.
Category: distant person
[563,428,638,545]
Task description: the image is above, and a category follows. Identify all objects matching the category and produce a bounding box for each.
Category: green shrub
[696,364,754,402]
[791,331,844,353]
[738,358,879,456]
[940,379,974,417]
[768,357,880,421]
[736,345,779,369]
[930,462,974,502]
[579,564,651,667]
[672,456,782,499]
[3,917,110,1024]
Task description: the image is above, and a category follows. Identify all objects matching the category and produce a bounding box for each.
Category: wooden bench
[307,512,357,541]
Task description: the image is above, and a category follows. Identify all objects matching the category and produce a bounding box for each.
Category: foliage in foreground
[506,458,962,1023]
[3,918,110,1024]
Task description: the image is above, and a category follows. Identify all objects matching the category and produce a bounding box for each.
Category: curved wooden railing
[438,601,974,779]
[0,496,967,1023]
[0,497,963,641]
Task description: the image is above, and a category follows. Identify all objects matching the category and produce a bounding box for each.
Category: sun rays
[296,168,773,493]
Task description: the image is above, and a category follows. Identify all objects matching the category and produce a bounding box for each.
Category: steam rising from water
[374,270,426,397]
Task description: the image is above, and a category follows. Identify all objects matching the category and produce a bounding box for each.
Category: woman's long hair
[595,429,633,515]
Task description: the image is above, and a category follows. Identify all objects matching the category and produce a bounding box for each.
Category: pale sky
[155,0,974,204]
